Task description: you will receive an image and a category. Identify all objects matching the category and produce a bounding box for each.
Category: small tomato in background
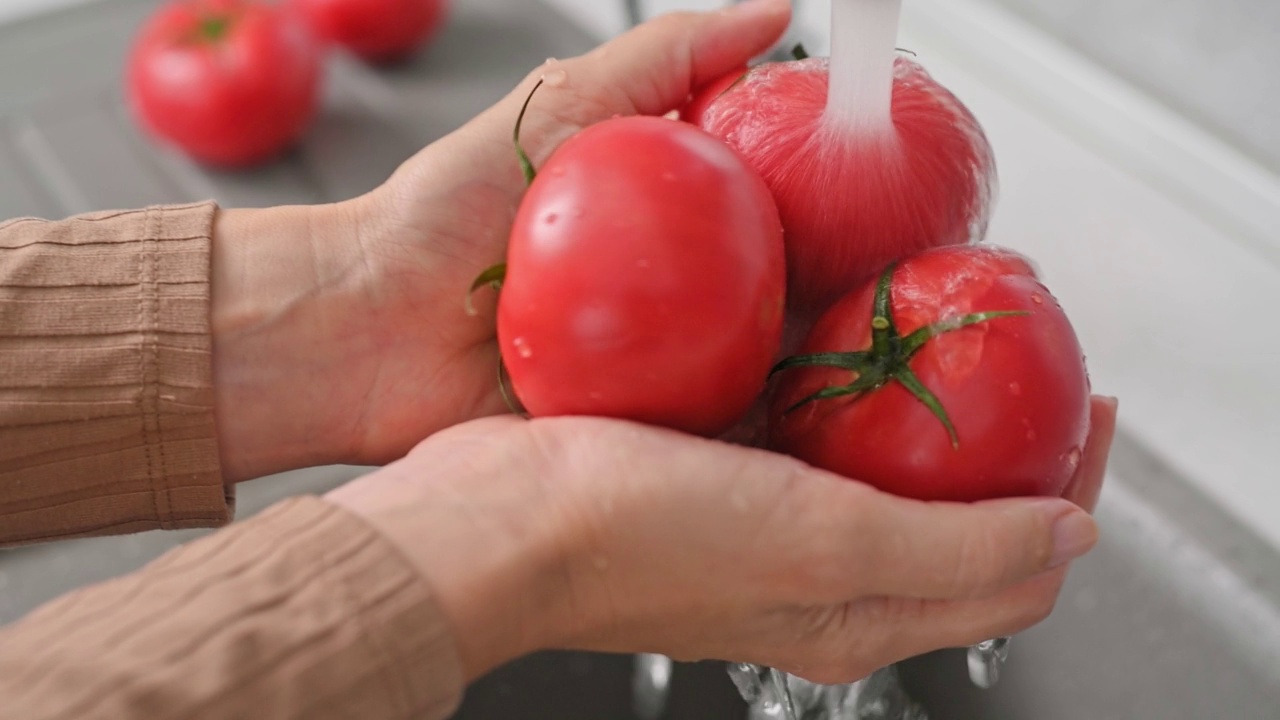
[286,0,450,64]
[127,0,323,168]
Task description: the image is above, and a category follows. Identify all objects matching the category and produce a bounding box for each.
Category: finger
[890,569,1068,653]
[565,0,792,117]
[497,0,790,127]
[464,0,790,194]
[793,483,1097,602]
[791,569,1068,685]
[1061,395,1119,513]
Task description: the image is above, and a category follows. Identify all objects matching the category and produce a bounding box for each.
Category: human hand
[327,395,1117,684]
[208,1,794,482]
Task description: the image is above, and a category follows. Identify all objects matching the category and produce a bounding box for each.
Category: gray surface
[2,1,1280,719]
[990,0,1280,173]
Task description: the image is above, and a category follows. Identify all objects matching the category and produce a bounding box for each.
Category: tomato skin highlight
[127,0,323,168]
[499,117,787,438]
[286,0,449,64]
[692,58,996,311]
[769,245,1090,502]
[679,66,748,127]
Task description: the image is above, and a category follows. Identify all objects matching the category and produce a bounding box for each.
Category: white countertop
[4,0,1278,549]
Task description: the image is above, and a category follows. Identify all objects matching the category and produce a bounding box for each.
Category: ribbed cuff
[0,496,465,720]
[0,202,230,546]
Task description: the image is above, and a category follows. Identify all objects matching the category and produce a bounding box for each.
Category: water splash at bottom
[727,663,928,720]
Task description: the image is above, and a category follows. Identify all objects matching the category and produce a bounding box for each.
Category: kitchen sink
[1,0,1278,718]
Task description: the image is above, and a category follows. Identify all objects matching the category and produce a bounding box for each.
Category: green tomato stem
[774,262,1027,450]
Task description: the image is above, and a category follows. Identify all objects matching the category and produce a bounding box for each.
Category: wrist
[210,199,370,481]
[324,432,573,680]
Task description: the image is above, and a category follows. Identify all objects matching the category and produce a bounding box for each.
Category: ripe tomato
[689,58,995,312]
[498,116,787,438]
[127,0,323,168]
[678,65,747,127]
[286,0,449,64]
[769,245,1090,502]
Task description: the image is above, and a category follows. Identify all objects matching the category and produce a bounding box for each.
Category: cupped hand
[328,395,1117,684]
[210,1,793,481]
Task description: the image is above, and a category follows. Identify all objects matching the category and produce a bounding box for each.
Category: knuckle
[818,487,883,594]
[775,475,880,602]
[949,524,1006,596]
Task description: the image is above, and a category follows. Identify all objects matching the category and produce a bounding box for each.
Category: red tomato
[499,116,787,437]
[679,65,747,126]
[690,58,995,312]
[286,0,449,64]
[769,245,1091,502]
[127,0,323,168]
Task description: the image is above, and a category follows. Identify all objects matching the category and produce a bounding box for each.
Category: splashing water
[729,663,928,720]
[632,653,673,720]
[966,637,1013,690]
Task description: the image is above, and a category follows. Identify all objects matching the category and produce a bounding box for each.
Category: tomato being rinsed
[769,245,1091,503]
[686,0,995,311]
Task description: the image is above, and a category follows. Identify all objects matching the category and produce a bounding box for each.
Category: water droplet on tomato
[1064,447,1083,469]
[1031,294,1044,305]
[1021,417,1036,442]
[1009,382,1022,396]
[544,69,568,87]
[512,337,533,359]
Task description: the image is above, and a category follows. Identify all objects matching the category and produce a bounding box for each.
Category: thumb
[500,0,791,127]
[566,0,792,116]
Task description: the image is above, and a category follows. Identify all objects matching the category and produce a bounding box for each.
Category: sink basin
[2,1,1278,718]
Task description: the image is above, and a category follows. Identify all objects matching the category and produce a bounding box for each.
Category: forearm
[0,496,464,720]
[0,205,229,546]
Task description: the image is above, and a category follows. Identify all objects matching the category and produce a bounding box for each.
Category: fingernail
[1049,508,1098,569]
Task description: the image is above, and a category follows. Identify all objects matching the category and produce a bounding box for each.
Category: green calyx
[195,15,232,42]
[771,263,1028,449]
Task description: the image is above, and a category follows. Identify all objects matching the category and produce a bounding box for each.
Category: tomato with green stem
[769,245,1091,502]
[127,0,323,168]
[476,82,788,437]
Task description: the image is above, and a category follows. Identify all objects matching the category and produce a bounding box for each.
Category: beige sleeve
[0,203,231,545]
[0,496,465,720]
